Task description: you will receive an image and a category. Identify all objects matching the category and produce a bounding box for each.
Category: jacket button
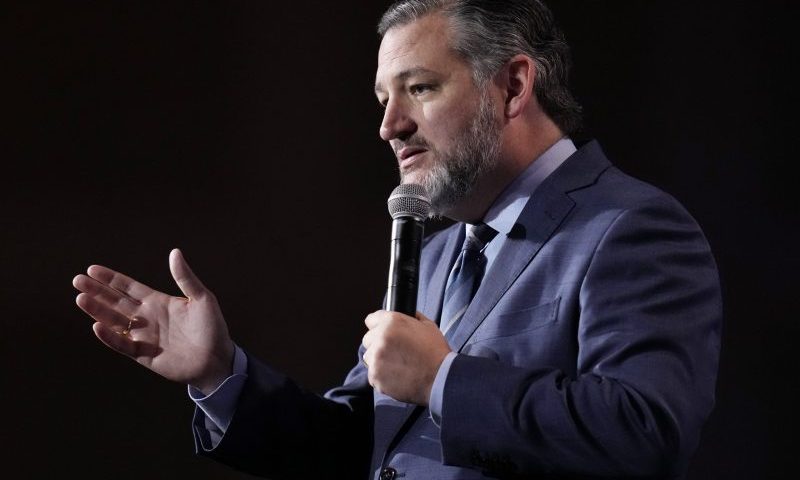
[379,467,397,480]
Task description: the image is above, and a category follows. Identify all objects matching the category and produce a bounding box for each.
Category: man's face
[374,14,502,217]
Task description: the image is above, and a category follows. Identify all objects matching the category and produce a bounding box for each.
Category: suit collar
[483,137,577,236]
[541,139,611,196]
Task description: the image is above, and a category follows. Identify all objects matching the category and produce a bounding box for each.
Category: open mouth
[397,146,428,169]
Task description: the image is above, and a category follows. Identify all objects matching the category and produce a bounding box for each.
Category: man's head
[379,0,581,135]
[375,0,579,220]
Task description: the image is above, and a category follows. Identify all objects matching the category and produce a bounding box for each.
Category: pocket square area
[471,297,560,343]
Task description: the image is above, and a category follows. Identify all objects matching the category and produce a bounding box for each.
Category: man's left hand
[362,311,451,405]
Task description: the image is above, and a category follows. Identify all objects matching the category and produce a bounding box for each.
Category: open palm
[73,249,234,393]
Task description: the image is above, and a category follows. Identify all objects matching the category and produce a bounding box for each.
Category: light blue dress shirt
[191,138,577,438]
[189,344,248,447]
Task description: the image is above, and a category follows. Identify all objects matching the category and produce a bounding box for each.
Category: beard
[400,90,502,218]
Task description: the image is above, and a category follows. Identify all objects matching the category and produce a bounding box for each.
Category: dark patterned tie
[440,223,498,342]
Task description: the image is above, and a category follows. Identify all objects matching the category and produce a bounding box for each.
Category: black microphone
[385,184,431,316]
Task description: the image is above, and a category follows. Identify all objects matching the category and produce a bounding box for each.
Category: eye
[409,84,434,96]
[377,96,388,109]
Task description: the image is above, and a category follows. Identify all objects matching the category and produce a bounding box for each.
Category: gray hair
[378,0,582,135]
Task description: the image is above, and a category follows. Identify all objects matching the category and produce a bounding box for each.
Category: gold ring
[120,316,138,336]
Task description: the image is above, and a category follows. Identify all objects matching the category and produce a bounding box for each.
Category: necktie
[440,223,498,342]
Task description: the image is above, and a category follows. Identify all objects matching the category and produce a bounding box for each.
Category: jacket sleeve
[438,198,723,478]
[197,348,373,479]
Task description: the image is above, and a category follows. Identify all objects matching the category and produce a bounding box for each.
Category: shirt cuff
[188,344,248,434]
[429,351,457,427]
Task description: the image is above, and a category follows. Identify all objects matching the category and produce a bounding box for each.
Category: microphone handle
[386,217,424,316]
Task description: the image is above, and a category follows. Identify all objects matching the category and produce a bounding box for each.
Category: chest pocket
[462,298,560,366]
[470,297,560,343]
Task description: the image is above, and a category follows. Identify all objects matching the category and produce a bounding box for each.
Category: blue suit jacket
[197,141,722,479]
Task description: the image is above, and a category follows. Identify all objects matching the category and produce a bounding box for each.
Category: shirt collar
[481,137,577,235]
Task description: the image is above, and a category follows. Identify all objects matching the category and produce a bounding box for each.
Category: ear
[499,54,536,119]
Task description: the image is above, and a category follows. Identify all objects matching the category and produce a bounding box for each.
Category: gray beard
[401,91,502,218]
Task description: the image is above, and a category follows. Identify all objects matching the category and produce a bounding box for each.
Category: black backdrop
[1,1,795,478]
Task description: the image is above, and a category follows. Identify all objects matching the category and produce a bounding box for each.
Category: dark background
[1,1,795,478]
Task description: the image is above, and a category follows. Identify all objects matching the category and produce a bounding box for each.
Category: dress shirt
[189,344,248,450]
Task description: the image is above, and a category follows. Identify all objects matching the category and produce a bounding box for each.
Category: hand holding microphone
[361,184,451,405]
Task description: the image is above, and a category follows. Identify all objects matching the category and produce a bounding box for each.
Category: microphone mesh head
[387,183,431,220]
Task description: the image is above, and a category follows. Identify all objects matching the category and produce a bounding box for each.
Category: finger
[76,292,135,331]
[362,347,373,370]
[364,311,387,330]
[92,322,137,357]
[86,265,156,302]
[73,274,141,315]
[169,248,207,300]
[362,329,374,349]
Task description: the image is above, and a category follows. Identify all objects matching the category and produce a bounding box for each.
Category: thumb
[169,248,208,299]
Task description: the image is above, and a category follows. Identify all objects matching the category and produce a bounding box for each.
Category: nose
[379,97,416,142]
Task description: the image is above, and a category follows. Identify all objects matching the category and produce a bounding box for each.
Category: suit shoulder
[588,166,697,220]
[553,140,696,222]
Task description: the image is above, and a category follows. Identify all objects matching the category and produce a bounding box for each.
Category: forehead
[375,13,466,89]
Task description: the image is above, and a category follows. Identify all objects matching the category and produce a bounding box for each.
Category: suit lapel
[448,181,575,351]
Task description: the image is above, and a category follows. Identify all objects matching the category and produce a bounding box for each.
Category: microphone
[385,184,431,316]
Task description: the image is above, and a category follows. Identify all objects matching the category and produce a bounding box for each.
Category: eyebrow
[374,66,436,94]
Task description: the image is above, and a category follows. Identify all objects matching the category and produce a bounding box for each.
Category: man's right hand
[72,248,235,395]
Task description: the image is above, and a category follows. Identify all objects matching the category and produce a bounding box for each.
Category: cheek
[421,103,470,146]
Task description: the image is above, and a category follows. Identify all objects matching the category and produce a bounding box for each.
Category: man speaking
[72,1,722,478]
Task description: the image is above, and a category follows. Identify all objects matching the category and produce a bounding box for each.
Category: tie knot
[463,223,498,253]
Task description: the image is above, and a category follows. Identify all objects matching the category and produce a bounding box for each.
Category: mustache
[391,135,432,155]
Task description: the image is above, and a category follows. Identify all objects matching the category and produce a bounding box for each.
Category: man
[72,1,722,479]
